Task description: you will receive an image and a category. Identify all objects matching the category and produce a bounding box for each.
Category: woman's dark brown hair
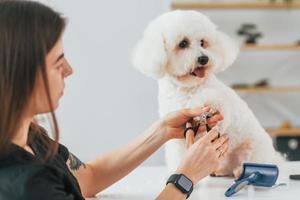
[0,0,66,159]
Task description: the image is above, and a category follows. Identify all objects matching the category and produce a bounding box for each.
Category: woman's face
[30,38,73,115]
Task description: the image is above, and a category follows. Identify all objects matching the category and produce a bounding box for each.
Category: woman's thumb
[182,106,210,118]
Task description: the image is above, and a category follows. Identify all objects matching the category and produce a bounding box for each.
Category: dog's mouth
[190,66,206,78]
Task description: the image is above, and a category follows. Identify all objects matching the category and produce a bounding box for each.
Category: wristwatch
[166,174,193,198]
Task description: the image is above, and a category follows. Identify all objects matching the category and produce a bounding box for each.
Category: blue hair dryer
[225,163,279,197]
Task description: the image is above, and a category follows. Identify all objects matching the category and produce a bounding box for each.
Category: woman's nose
[64,59,73,77]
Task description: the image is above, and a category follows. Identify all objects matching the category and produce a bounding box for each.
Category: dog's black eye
[200,39,205,47]
[201,39,208,48]
[178,39,189,49]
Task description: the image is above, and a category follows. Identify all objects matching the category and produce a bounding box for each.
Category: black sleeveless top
[0,131,85,200]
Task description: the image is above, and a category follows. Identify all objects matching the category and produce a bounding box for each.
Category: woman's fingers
[181,107,203,118]
[197,121,217,133]
[181,106,212,118]
[185,122,195,148]
[203,129,219,142]
[212,134,229,149]
[201,106,211,112]
[207,122,217,128]
[207,113,223,124]
[216,139,229,157]
[195,112,223,132]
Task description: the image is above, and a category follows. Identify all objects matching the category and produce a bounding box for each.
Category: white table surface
[88,162,300,200]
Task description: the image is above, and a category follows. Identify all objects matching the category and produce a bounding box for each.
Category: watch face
[178,175,193,191]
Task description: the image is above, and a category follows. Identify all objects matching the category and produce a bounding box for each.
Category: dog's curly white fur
[132,10,281,177]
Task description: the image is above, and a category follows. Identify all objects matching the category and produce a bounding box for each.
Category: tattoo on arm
[68,153,86,171]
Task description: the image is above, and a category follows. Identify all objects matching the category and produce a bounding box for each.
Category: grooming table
[88,161,300,200]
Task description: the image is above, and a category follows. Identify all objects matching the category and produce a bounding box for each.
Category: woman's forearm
[156,184,187,200]
[86,120,168,195]
[74,107,225,198]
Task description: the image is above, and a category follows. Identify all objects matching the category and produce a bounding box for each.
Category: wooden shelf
[266,127,300,136]
[241,44,300,51]
[171,2,300,10]
[233,86,300,93]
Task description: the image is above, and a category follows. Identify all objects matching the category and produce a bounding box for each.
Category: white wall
[47,0,170,165]
[44,0,300,166]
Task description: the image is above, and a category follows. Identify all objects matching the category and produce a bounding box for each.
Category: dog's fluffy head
[132,10,239,87]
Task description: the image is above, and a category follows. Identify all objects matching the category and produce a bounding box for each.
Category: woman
[0,1,229,200]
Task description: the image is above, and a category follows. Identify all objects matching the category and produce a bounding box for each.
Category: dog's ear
[131,24,167,79]
[214,31,239,73]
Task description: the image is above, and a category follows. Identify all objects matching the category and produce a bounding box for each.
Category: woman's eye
[178,39,189,49]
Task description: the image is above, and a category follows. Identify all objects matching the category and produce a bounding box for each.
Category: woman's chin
[38,102,59,114]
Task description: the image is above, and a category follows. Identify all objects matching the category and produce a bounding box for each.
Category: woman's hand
[176,130,229,184]
[161,106,224,140]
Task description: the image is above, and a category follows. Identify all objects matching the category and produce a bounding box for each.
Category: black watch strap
[166,174,193,199]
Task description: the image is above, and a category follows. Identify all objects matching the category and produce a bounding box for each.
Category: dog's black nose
[198,56,209,65]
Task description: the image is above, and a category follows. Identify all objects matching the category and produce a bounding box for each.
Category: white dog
[132,10,281,177]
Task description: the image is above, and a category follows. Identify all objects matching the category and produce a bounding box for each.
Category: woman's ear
[131,23,167,79]
[214,31,239,73]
